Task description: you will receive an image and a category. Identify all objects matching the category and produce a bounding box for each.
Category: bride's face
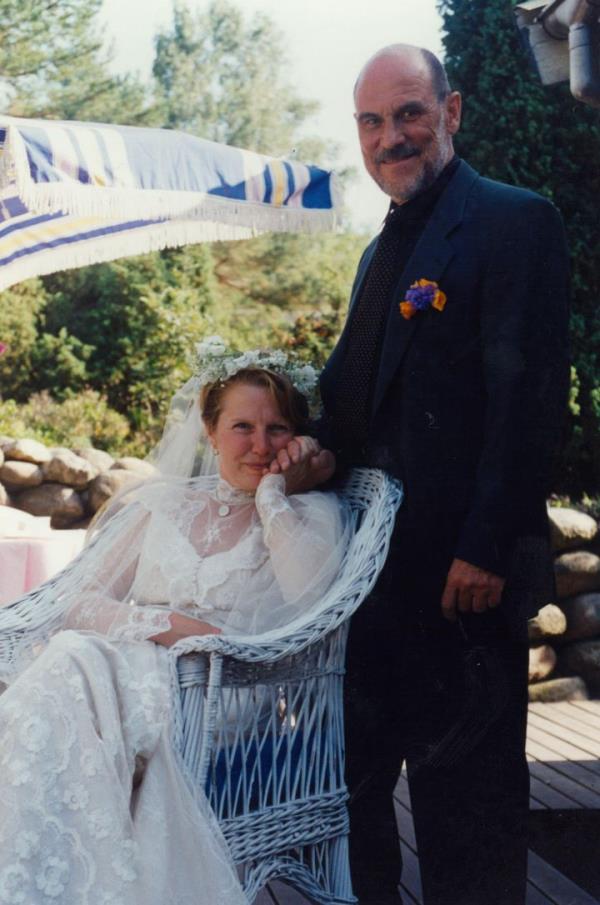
[208,383,295,491]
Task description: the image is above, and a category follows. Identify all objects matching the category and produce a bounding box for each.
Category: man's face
[354,53,461,205]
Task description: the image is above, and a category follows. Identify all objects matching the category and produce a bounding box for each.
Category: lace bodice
[131,473,346,634]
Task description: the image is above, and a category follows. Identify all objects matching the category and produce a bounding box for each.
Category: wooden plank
[527,722,600,774]
[529,707,600,750]
[547,702,600,737]
[394,792,418,850]
[527,710,600,759]
[255,886,279,905]
[527,851,599,905]
[527,737,600,794]
[528,760,600,809]
[265,881,310,904]
[399,840,423,904]
[526,885,557,905]
[567,700,600,717]
[529,773,580,809]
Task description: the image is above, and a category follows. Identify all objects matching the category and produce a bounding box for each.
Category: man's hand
[267,436,336,494]
[441,558,505,622]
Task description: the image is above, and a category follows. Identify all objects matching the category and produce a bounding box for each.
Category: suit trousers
[344,538,530,905]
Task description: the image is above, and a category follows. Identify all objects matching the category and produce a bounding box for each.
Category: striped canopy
[0,116,340,292]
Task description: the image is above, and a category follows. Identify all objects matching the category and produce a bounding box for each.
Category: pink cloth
[0,532,86,605]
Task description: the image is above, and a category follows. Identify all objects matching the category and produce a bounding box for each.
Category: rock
[16,483,85,527]
[548,506,598,552]
[42,449,98,489]
[528,676,589,703]
[0,447,3,468]
[3,438,51,464]
[0,483,11,506]
[529,645,557,683]
[0,460,43,488]
[559,640,600,695]
[72,447,115,473]
[110,457,156,478]
[554,551,600,598]
[88,470,139,513]
[528,604,567,642]
[560,593,600,643]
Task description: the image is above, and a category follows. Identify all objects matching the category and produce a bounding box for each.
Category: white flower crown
[195,335,319,400]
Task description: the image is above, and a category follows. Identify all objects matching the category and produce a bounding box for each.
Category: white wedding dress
[0,473,348,905]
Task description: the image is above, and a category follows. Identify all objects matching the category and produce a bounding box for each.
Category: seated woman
[0,340,349,905]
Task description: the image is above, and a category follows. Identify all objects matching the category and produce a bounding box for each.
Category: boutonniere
[400,279,447,320]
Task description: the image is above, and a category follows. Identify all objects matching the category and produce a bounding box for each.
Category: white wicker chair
[169,468,402,904]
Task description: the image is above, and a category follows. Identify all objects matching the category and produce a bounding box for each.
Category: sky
[100,0,444,233]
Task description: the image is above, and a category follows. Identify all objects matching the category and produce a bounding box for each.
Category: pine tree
[439,0,600,493]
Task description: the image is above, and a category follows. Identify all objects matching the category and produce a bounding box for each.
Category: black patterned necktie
[334,206,405,454]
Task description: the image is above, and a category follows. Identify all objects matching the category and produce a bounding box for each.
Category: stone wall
[0,438,156,528]
[528,507,600,701]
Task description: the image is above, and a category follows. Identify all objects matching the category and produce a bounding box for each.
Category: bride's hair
[200,368,310,434]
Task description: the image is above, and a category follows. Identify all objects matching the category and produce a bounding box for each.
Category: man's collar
[387,155,461,224]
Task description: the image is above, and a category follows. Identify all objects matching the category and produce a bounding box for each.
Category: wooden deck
[257,701,600,905]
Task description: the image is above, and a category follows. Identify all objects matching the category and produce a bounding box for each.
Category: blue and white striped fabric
[0,116,340,292]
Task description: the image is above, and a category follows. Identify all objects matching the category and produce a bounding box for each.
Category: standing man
[319,45,570,904]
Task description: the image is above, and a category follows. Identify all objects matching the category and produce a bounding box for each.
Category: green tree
[438,0,600,493]
[153,0,333,162]
[0,0,152,123]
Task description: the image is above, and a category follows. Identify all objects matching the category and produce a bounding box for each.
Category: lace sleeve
[238,473,351,633]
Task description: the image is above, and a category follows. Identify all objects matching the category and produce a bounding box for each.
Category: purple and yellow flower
[400,279,447,320]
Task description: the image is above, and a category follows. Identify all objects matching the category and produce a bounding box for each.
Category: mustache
[375,144,420,165]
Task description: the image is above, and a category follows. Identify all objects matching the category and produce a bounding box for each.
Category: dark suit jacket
[320,160,570,618]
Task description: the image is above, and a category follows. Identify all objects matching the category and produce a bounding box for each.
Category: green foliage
[439,0,600,494]
[0,0,366,457]
[0,279,47,401]
[0,0,152,123]
[0,390,130,451]
[152,0,335,163]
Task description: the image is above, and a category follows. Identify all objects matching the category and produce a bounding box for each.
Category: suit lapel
[372,161,479,415]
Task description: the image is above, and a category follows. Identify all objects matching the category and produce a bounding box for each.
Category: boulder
[3,438,51,464]
[0,460,43,489]
[528,676,589,703]
[528,604,567,643]
[110,457,156,478]
[560,593,600,643]
[0,483,11,507]
[72,447,115,473]
[16,483,85,527]
[548,506,598,552]
[554,551,600,598]
[529,645,557,683]
[42,449,97,489]
[559,639,600,696]
[88,469,139,513]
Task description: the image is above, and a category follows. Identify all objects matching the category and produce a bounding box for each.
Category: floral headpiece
[195,335,319,401]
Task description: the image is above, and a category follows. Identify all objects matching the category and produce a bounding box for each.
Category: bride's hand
[267,436,336,493]
[150,612,221,647]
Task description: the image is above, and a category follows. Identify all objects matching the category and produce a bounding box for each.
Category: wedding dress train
[0,474,349,905]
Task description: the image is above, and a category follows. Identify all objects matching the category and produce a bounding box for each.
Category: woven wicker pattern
[169,468,402,904]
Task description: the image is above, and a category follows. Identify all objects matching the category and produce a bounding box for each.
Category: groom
[313,45,570,905]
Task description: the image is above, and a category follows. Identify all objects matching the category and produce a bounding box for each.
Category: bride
[0,338,349,905]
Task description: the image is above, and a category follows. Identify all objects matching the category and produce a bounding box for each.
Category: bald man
[319,46,570,904]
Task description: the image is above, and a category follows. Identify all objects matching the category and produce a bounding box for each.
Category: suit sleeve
[453,195,570,577]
